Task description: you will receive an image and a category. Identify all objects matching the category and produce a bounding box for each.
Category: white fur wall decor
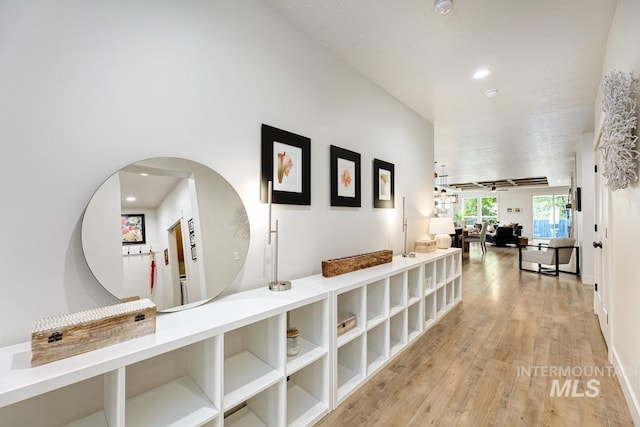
[599,69,639,191]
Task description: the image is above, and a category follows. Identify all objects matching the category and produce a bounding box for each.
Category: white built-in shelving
[0,249,461,426]
[306,248,462,408]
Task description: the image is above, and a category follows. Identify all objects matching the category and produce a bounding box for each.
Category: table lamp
[429,217,455,249]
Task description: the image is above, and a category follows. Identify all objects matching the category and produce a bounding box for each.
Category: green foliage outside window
[462,198,478,225]
[461,197,498,225]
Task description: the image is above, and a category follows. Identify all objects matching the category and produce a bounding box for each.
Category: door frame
[594,143,612,356]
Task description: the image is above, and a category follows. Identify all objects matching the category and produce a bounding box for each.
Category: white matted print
[273,141,302,193]
[378,168,392,201]
[337,157,356,198]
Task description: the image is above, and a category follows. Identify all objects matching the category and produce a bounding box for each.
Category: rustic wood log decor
[31,299,156,366]
[321,249,393,278]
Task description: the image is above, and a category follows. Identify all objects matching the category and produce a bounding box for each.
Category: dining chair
[465,222,488,253]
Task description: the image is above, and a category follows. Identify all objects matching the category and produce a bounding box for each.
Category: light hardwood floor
[316,246,634,426]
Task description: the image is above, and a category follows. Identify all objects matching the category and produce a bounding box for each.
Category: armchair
[518,238,579,276]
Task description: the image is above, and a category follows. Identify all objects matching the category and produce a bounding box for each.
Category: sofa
[487,224,523,246]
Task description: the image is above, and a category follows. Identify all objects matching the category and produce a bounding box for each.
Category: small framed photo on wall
[330,145,361,207]
[260,124,311,205]
[373,158,394,209]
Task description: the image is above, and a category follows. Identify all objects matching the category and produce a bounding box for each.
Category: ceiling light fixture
[139,173,149,177]
[485,88,498,98]
[434,164,459,205]
[126,196,136,202]
[473,68,491,79]
[434,0,452,15]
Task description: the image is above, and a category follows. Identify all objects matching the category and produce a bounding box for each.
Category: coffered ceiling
[265,0,616,187]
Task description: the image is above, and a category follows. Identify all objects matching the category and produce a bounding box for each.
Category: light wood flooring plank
[316,246,634,426]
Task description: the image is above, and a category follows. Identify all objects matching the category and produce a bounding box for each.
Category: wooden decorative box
[321,249,393,277]
[414,239,437,253]
[337,312,356,336]
[31,299,157,366]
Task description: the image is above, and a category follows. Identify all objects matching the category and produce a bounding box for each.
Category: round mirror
[81,157,250,312]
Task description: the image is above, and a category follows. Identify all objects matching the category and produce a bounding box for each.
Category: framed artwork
[188,218,194,233]
[507,208,513,213]
[164,249,169,265]
[121,214,146,245]
[191,245,197,260]
[373,159,395,208]
[330,145,361,207]
[190,233,196,246]
[261,124,311,205]
[515,208,521,213]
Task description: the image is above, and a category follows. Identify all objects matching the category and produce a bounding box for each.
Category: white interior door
[594,150,610,349]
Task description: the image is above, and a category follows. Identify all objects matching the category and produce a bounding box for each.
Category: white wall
[598,0,640,423]
[0,0,434,346]
[453,187,570,239]
[575,133,596,284]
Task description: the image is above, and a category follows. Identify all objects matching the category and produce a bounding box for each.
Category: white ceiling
[119,167,184,209]
[265,0,617,187]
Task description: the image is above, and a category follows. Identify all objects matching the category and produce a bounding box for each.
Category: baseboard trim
[612,346,640,426]
[581,274,595,285]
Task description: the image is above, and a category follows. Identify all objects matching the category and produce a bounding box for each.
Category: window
[461,197,498,225]
[461,198,478,225]
[532,195,569,238]
[481,197,498,224]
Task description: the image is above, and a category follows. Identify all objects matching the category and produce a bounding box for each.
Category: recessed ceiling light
[126,196,136,202]
[139,173,149,177]
[485,88,498,98]
[473,68,491,79]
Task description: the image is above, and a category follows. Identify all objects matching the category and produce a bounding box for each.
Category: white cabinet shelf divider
[365,278,388,330]
[286,356,329,427]
[224,351,282,409]
[407,266,422,307]
[286,338,327,377]
[225,406,268,427]
[126,375,219,426]
[366,321,389,376]
[389,272,407,317]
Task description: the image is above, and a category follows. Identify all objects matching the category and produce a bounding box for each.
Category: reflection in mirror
[81,158,250,312]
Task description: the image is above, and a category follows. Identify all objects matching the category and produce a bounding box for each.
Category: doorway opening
[168,220,188,306]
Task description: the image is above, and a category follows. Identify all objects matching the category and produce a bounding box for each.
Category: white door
[593,150,610,349]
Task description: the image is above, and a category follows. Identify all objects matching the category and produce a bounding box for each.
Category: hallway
[317,246,633,426]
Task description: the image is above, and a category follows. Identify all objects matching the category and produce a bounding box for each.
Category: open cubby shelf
[1,250,461,427]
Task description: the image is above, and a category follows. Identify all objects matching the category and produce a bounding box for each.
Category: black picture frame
[121,214,146,245]
[261,124,311,205]
[373,159,394,209]
[576,187,582,212]
[191,245,197,260]
[330,145,361,207]
[188,218,194,233]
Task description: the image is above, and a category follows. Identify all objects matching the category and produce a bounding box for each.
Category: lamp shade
[429,217,455,249]
[429,217,455,235]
